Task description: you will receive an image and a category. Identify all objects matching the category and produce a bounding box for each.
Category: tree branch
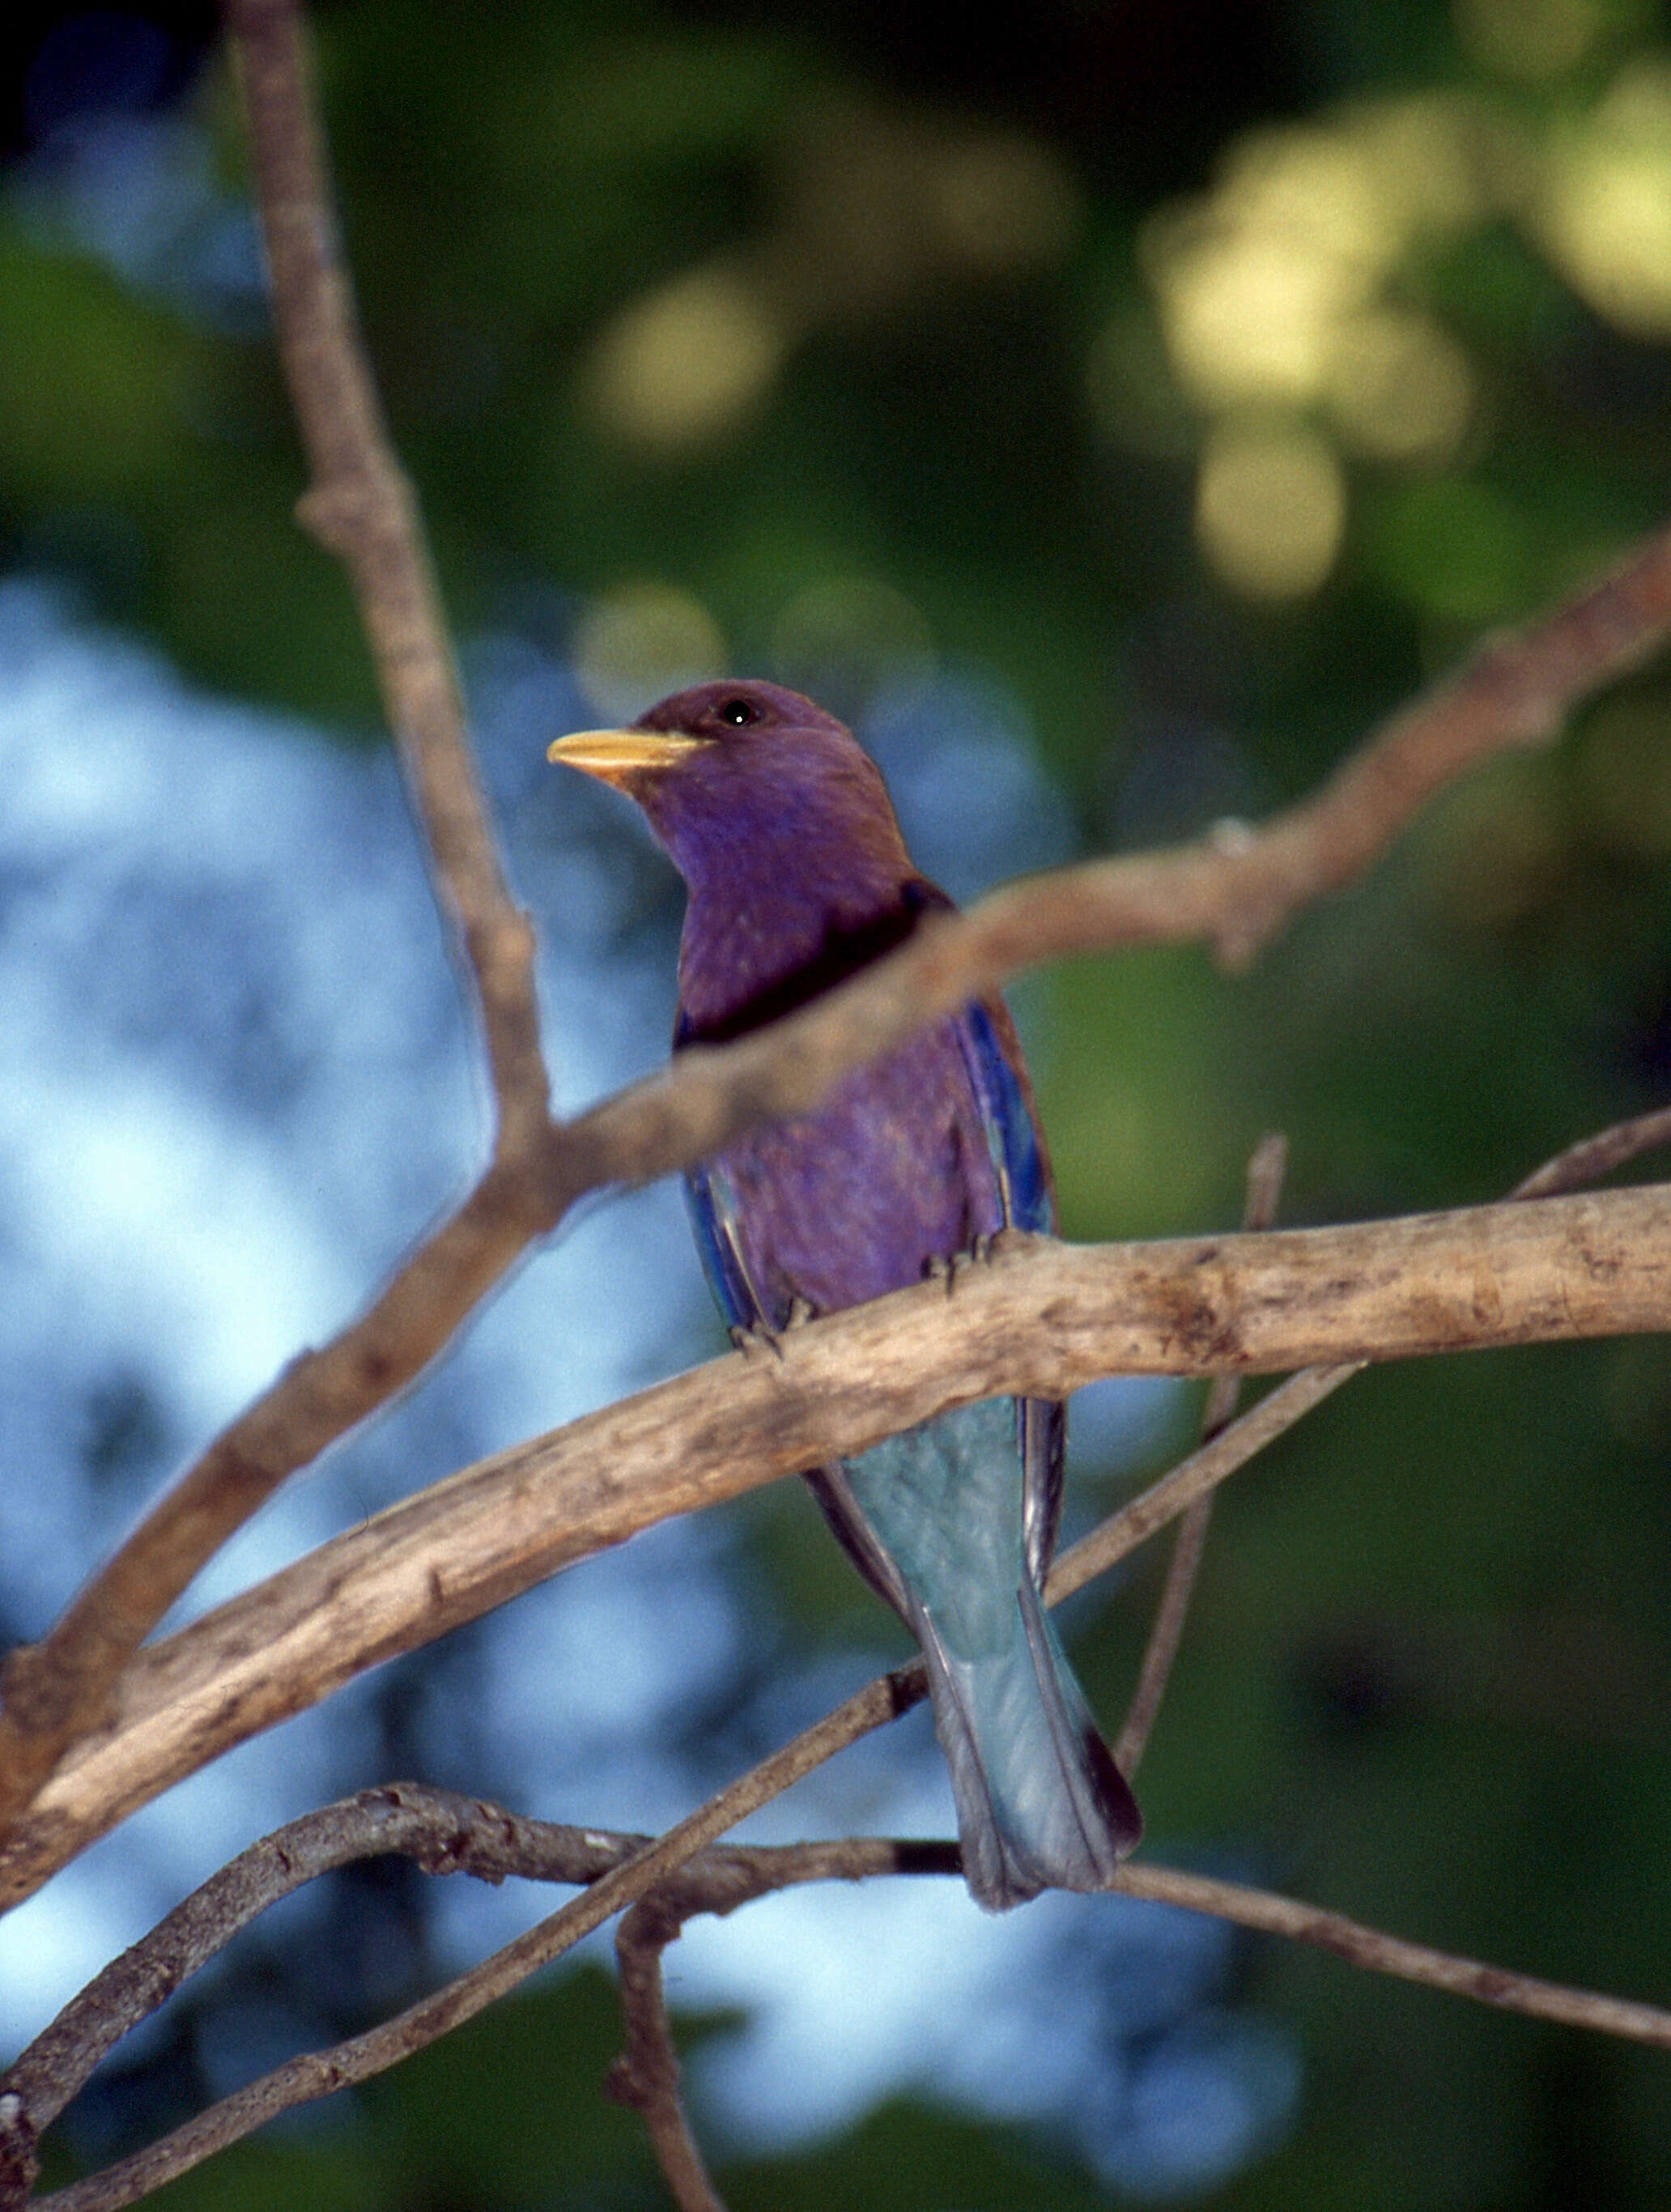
[548,517,1671,1199]
[230,0,546,1130]
[10,1766,1671,2210]
[0,1779,957,2193]
[8,0,1671,1948]
[603,1834,957,2212]
[1111,1863,1671,2048]
[3,1168,1666,1915]
[606,1893,731,2212]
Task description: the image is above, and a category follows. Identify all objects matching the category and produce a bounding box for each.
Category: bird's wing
[954,998,1065,1582]
[955,998,1054,1238]
[683,1157,769,1334]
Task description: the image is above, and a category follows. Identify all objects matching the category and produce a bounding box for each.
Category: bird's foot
[925,1234,1001,1298]
[729,1297,816,1363]
[729,1321,785,1364]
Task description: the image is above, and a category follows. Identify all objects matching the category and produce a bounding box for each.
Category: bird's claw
[926,1234,1001,1298]
[730,1297,816,1363]
[730,1321,786,1364]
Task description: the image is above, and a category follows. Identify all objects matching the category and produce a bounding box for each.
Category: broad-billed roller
[548,678,1141,1908]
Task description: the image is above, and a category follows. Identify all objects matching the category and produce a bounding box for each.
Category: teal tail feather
[915,1570,1141,1910]
[828,1399,1142,1913]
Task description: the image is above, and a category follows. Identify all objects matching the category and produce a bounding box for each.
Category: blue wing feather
[684,1159,765,1333]
[956,1001,1053,1236]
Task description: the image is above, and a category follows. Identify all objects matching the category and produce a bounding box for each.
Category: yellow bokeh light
[1328,307,1474,461]
[572,583,727,723]
[1147,206,1365,406]
[1218,128,1402,272]
[1540,67,1671,337]
[1195,420,1347,599]
[585,265,789,448]
[1346,94,1486,236]
[1143,125,1410,409]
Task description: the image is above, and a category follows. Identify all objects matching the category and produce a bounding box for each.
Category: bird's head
[546,678,912,897]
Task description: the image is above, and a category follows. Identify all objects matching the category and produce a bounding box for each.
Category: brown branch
[1116,1132,1290,1775]
[604,1834,956,2212]
[606,1895,729,2212]
[4,1172,1667,1916]
[14,1763,1671,2209]
[1112,1863,1671,2048]
[3,1680,940,2212]
[1104,1105,1671,1779]
[1511,1104,1671,1200]
[0,1779,955,2201]
[551,519,1671,1201]
[228,0,546,1134]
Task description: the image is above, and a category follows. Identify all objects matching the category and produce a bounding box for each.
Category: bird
[548,678,1141,1909]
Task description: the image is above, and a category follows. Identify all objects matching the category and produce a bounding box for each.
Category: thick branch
[2,1180,1665,1915]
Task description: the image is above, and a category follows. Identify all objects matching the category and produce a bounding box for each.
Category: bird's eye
[716,696,759,727]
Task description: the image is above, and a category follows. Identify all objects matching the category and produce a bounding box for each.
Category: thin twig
[6,1173,1669,1916]
[1116,1133,1290,1775]
[14,1767,1671,2209]
[607,1894,729,2212]
[1511,1104,1671,1200]
[0,1780,955,2196]
[1112,1862,1671,2048]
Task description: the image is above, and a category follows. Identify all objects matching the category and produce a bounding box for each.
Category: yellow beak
[545,726,707,788]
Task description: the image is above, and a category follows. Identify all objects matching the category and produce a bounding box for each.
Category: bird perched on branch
[548,678,1141,1908]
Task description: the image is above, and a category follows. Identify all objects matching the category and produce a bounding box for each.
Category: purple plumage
[548,678,1142,1908]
